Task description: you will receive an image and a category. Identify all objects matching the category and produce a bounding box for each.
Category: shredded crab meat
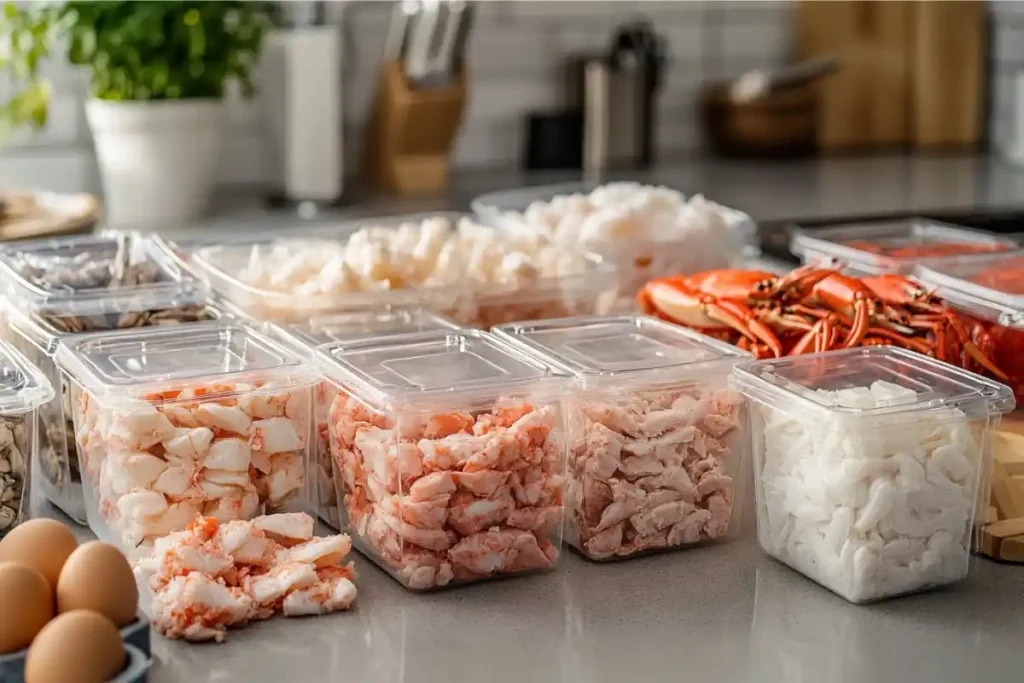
[136,514,357,642]
[321,393,564,589]
[568,386,744,560]
[73,381,311,552]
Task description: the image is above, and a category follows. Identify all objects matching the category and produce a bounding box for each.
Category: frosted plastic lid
[493,315,748,389]
[269,308,461,352]
[314,329,568,410]
[790,219,1015,272]
[914,250,1024,328]
[732,346,1015,418]
[54,321,315,402]
[0,339,55,413]
[0,233,202,307]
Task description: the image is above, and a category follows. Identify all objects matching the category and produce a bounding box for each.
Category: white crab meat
[196,403,252,435]
[246,562,319,606]
[281,535,353,567]
[238,389,289,419]
[215,521,275,565]
[163,427,215,460]
[143,501,203,538]
[203,489,261,524]
[151,464,194,497]
[260,452,304,507]
[254,513,314,546]
[118,489,169,521]
[151,573,254,643]
[202,468,252,488]
[250,417,303,454]
[203,439,252,473]
[116,452,169,488]
[109,405,177,449]
[282,577,357,616]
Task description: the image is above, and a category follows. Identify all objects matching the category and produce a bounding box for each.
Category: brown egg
[0,519,78,589]
[56,542,138,627]
[25,610,126,683]
[0,562,54,654]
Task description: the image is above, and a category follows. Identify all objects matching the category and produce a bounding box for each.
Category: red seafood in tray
[313,330,569,590]
[637,263,1008,383]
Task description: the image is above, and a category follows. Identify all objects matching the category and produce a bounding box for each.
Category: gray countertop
[86,153,1024,681]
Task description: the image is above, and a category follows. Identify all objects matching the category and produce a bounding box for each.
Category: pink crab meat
[150,572,255,643]
[451,470,511,497]
[408,471,456,501]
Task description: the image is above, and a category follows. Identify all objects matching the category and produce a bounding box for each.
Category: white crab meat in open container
[314,329,570,590]
[54,321,316,557]
[732,346,1015,603]
[267,308,462,530]
[494,315,751,561]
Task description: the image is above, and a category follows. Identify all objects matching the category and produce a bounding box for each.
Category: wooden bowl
[700,83,818,158]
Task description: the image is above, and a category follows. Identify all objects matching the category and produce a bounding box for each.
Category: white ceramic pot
[85,98,224,229]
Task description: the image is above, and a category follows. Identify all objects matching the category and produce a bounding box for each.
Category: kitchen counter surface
[160,153,1024,239]
[75,152,1024,681]
[140,526,1024,683]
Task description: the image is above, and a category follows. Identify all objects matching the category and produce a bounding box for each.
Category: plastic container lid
[732,346,1016,419]
[0,233,202,307]
[54,321,315,405]
[492,315,749,390]
[914,250,1024,329]
[269,308,461,352]
[789,219,1017,274]
[314,329,568,411]
[0,339,56,413]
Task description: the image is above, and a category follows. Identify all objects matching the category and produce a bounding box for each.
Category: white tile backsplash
[2,0,797,192]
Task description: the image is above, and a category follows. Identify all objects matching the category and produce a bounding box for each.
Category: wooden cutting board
[796,0,915,150]
[911,0,985,149]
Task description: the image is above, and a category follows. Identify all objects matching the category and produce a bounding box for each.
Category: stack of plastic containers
[789,218,1017,275]
[53,321,317,556]
[0,341,54,535]
[187,212,618,327]
[267,308,462,529]
[0,233,216,523]
[494,315,751,560]
[733,346,1014,603]
[471,181,758,295]
[313,329,570,590]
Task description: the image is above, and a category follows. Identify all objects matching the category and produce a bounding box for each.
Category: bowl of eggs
[0,519,151,683]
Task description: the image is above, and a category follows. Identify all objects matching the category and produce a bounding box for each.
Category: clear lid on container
[789,219,1016,273]
[0,232,203,307]
[269,308,461,352]
[732,346,1016,419]
[3,292,224,357]
[914,251,1024,329]
[314,329,568,411]
[0,339,56,414]
[54,321,315,404]
[493,315,749,390]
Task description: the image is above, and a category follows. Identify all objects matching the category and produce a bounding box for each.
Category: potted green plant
[0,1,279,228]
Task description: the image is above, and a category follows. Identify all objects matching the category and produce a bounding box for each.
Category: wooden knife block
[362,61,467,196]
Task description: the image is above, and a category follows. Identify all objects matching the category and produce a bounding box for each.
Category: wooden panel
[796,0,914,150]
[911,1,985,149]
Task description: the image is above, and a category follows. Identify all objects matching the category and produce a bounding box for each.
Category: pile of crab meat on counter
[324,391,564,590]
[73,381,312,553]
[135,513,357,642]
[568,384,745,560]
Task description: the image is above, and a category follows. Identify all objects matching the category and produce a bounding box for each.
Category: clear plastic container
[732,346,1015,603]
[188,212,617,326]
[3,294,223,524]
[789,219,1017,275]
[54,321,317,556]
[0,232,202,307]
[915,251,1024,403]
[313,329,570,590]
[267,308,462,530]
[0,340,55,536]
[493,315,751,561]
[471,181,759,294]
